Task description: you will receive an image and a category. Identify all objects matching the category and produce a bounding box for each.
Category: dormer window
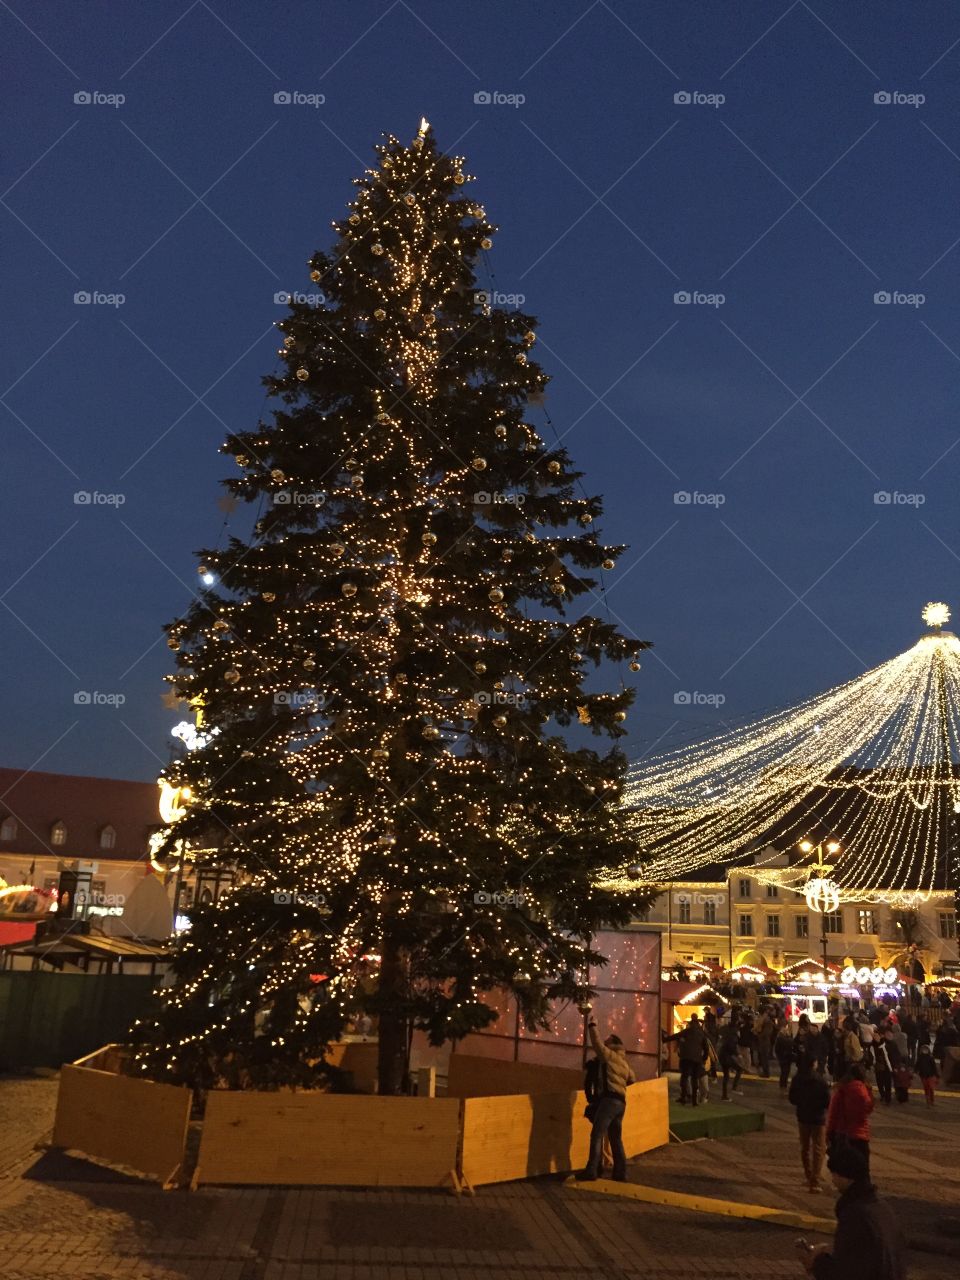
[99,825,116,851]
[50,820,67,847]
[0,815,17,841]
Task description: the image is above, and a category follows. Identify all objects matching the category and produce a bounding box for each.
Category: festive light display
[130,123,650,1093]
[610,606,960,905]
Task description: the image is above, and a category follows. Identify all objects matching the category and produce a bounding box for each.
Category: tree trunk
[376,929,409,1094]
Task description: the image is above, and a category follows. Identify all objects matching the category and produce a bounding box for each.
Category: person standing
[578,1014,635,1182]
[788,1057,831,1193]
[915,1043,938,1106]
[826,1064,874,1172]
[756,1008,774,1078]
[676,1013,709,1106]
[873,1030,893,1106]
[795,1144,906,1279]
[718,1015,743,1101]
[774,1020,795,1089]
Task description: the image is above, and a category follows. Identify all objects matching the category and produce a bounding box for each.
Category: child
[916,1043,939,1106]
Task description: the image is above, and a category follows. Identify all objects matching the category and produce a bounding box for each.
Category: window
[766,884,779,898]
[50,821,66,847]
[0,815,17,841]
[737,913,753,936]
[99,825,116,851]
[857,909,877,935]
[823,910,843,934]
[940,912,957,939]
[704,899,717,926]
[738,878,751,898]
[767,914,781,937]
[795,914,809,938]
[677,898,691,924]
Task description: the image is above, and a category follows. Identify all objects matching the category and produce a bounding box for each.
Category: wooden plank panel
[52,1063,191,1182]
[460,1076,668,1186]
[196,1092,461,1187]
[447,1053,583,1097]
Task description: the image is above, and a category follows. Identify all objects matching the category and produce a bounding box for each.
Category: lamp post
[799,839,841,978]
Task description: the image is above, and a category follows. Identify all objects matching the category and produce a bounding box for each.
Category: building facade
[640,848,958,978]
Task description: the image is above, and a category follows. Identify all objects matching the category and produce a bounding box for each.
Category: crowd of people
[667,999,959,1109]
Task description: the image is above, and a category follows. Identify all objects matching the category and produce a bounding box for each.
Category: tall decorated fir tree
[132,121,650,1094]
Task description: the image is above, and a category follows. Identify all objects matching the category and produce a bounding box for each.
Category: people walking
[826,1064,874,1173]
[915,1043,938,1106]
[788,1057,831,1193]
[578,1015,635,1181]
[795,1144,906,1279]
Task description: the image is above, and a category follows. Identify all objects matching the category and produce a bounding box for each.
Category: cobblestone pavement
[0,1072,955,1280]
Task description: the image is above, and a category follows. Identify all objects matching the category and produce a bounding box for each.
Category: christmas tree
[131,121,650,1094]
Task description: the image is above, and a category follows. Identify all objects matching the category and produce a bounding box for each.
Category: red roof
[0,767,159,864]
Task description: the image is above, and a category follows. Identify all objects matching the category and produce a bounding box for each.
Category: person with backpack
[578,1014,635,1181]
[718,1014,743,1101]
[675,1013,709,1106]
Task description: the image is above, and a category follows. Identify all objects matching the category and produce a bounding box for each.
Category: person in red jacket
[826,1064,874,1172]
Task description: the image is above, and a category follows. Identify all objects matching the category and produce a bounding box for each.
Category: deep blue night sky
[4,1,960,782]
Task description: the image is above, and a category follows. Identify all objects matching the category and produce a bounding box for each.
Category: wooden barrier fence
[195,1091,462,1187]
[51,1045,192,1186]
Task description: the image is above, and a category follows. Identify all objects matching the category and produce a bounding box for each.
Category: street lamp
[798,839,841,977]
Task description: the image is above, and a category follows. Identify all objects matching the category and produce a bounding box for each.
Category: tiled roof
[0,767,159,864]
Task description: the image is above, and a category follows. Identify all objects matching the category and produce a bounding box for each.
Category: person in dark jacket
[796,1144,905,1279]
[675,1014,709,1106]
[774,1022,795,1088]
[788,1057,831,1192]
[718,1017,743,1101]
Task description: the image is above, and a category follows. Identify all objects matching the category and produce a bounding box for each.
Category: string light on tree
[130,120,651,1095]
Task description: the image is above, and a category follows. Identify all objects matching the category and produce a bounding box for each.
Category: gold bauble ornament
[376,411,391,424]
[547,460,561,474]
[303,657,316,670]
[167,637,179,650]
[422,531,437,545]
[472,457,487,470]
[524,330,536,344]
[494,424,507,438]
[493,714,508,728]
[502,549,514,562]
[423,312,435,326]
[404,193,416,205]
[515,353,527,366]
[629,660,641,672]
[236,453,249,466]
[454,173,465,185]
[295,367,309,381]
[488,588,504,603]
[310,270,322,282]
[225,669,241,684]
[551,582,565,595]
[422,725,440,740]
[344,457,358,471]
[412,137,424,150]
[283,336,295,349]
[351,474,363,487]
[212,619,229,632]
[374,308,386,320]
[372,748,389,760]
[197,564,209,576]
[602,559,615,570]
[371,243,385,256]
[271,469,285,482]
[580,513,593,525]
[614,710,627,722]
[342,583,358,597]
[474,661,487,674]
[330,543,346,558]
[349,213,360,225]
[480,237,493,250]
[262,592,276,602]
[571,652,583,662]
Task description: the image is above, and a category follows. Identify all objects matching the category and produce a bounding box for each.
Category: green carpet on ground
[668,1099,765,1141]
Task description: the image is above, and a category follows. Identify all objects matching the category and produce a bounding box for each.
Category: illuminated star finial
[418,117,430,136]
[922,601,950,630]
